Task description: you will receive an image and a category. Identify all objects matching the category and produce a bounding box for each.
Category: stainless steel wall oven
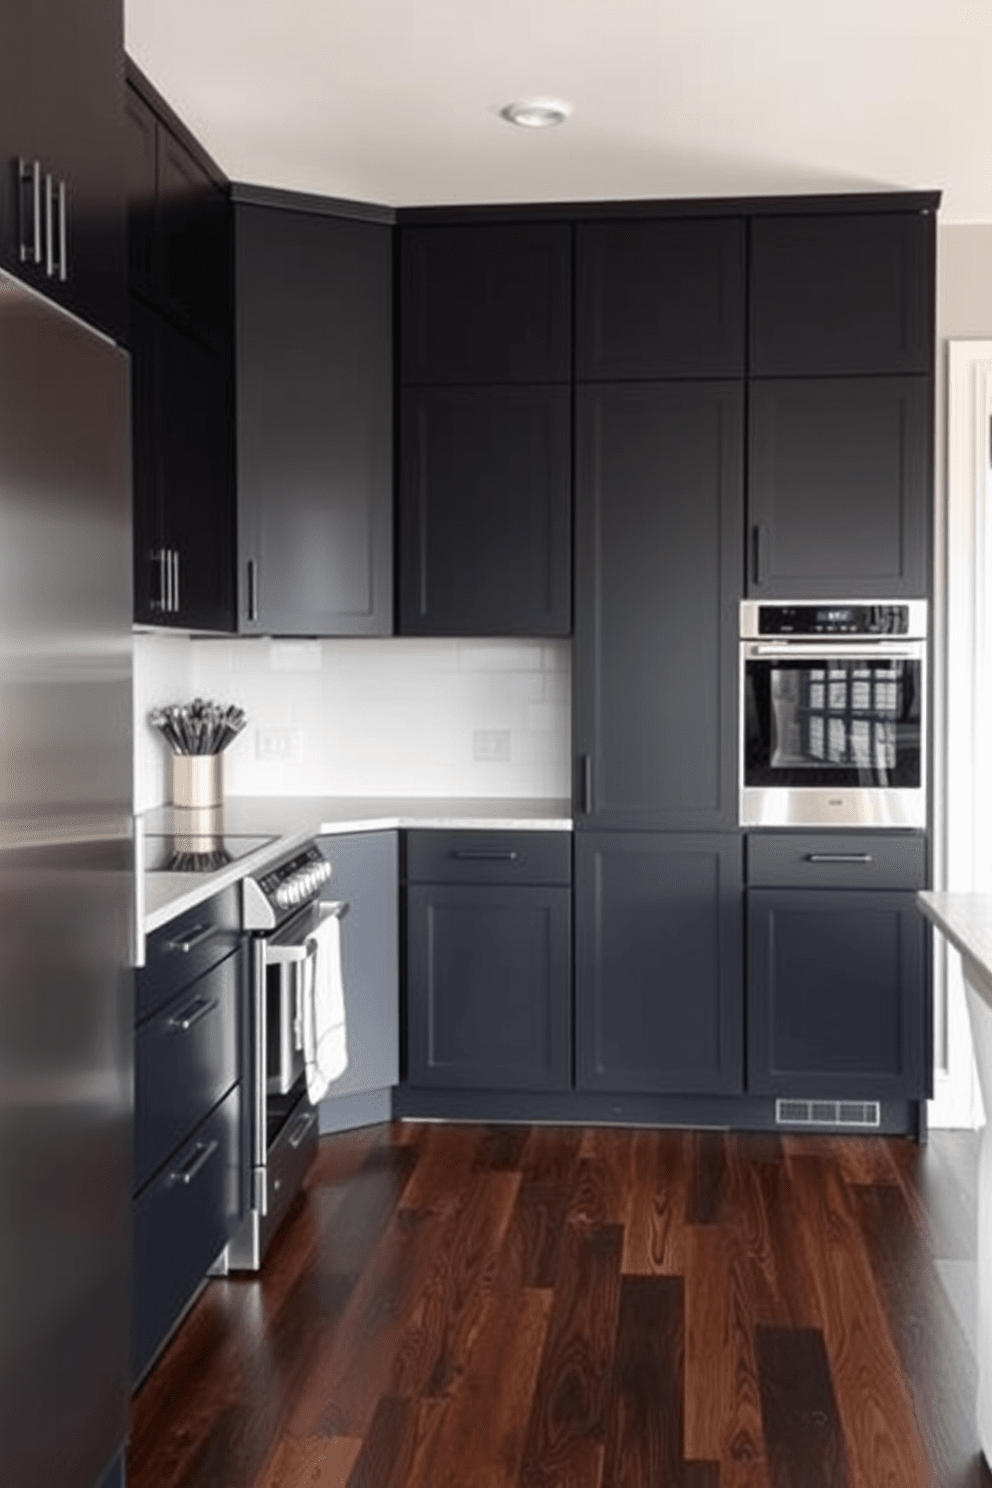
[224,842,345,1272]
[740,600,927,828]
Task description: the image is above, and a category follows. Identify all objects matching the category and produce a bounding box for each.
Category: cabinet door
[750,212,934,376]
[399,385,571,635]
[576,217,745,380]
[747,376,930,598]
[0,0,125,342]
[157,129,230,351]
[401,222,571,383]
[316,831,399,1103]
[123,84,158,305]
[236,203,393,636]
[574,381,742,830]
[405,883,572,1090]
[575,832,743,1094]
[129,297,165,624]
[747,888,927,1099]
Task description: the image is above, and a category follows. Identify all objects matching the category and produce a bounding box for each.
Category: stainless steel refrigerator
[0,268,135,1488]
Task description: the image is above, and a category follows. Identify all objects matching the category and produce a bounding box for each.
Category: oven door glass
[743,655,922,788]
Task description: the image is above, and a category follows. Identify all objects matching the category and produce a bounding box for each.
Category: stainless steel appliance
[0,271,134,1487]
[225,842,345,1271]
[740,600,927,828]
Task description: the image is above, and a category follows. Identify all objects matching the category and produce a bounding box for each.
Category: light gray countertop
[918,891,992,1001]
[140,795,573,934]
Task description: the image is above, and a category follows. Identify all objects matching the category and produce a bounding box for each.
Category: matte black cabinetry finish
[133,891,245,1384]
[574,380,743,830]
[235,195,393,636]
[576,217,745,380]
[125,70,236,631]
[404,832,572,1091]
[398,220,572,636]
[746,832,929,1101]
[399,385,571,635]
[746,205,935,600]
[0,0,125,342]
[575,832,743,1094]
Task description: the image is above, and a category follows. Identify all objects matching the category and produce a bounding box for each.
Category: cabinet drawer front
[746,832,927,890]
[132,1084,241,1383]
[404,830,572,885]
[134,945,242,1192]
[137,885,241,1022]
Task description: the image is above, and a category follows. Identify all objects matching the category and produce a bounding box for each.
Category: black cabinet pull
[247,558,258,621]
[170,1138,219,1187]
[452,849,519,862]
[805,853,873,864]
[167,995,219,1033]
[164,923,215,953]
[580,754,593,814]
[18,159,42,266]
[151,548,168,612]
[55,178,67,283]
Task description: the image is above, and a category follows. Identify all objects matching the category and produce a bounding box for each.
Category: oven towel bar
[301,900,348,1103]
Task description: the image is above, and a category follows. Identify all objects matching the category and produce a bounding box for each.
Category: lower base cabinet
[574,832,743,1094]
[404,831,572,1090]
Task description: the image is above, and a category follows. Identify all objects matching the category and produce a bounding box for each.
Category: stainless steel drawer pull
[452,850,519,862]
[805,853,873,864]
[171,1139,219,1186]
[56,178,67,282]
[164,924,216,953]
[288,1111,317,1149]
[168,995,219,1033]
[18,159,42,265]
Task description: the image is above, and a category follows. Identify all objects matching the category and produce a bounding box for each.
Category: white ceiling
[125,0,992,221]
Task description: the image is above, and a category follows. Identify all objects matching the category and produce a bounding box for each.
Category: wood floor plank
[569,1127,636,1230]
[887,1130,979,1262]
[688,1130,728,1225]
[253,1432,363,1488]
[397,1124,486,1214]
[511,1179,574,1289]
[787,1154,933,1487]
[754,1324,850,1488]
[852,1180,983,1488]
[518,1223,623,1488]
[622,1129,692,1275]
[389,1170,520,1400]
[601,1274,684,1487]
[521,1125,585,1185]
[344,1395,420,1488]
[472,1124,530,1172]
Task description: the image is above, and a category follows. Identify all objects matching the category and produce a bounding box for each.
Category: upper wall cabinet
[235,196,393,636]
[0,0,125,342]
[576,218,746,380]
[749,211,934,376]
[400,222,571,383]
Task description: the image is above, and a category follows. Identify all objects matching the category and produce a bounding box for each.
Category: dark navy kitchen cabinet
[749,210,934,377]
[125,67,236,631]
[398,384,571,635]
[0,0,125,342]
[400,221,571,384]
[573,380,742,831]
[574,832,743,1094]
[404,831,572,1092]
[234,191,393,636]
[745,832,929,1101]
[747,375,931,599]
[576,217,745,380]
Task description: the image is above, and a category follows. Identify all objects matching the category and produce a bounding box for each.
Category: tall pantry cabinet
[572,217,746,1095]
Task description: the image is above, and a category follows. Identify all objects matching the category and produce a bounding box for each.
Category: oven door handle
[263,900,349,964]
[746,642,923,659]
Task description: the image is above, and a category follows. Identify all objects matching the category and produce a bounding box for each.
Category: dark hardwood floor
[128,1122,989,1488]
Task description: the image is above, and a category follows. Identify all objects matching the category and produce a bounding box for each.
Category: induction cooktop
[144,833,275,874]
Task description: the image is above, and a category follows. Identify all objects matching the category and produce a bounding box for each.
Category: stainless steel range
[224,841,346,1272]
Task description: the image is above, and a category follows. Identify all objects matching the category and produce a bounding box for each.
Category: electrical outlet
[473,728,511,762]
[255,727,301,763]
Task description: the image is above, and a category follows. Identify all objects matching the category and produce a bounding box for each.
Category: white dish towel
[301,908,348,1104]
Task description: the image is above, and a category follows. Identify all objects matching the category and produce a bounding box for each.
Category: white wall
[133,632,571,807]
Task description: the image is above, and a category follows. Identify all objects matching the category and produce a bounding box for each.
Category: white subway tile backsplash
[132,632,572,805]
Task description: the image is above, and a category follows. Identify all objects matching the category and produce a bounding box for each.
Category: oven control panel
[740,599,928,641]
[242,842,332,930]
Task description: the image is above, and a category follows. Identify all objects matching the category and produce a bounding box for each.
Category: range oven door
[263,899,346,1096]
[740,641,926,827]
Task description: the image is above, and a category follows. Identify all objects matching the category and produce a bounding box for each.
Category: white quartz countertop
[141,795,573,935]
[918,891,992,989]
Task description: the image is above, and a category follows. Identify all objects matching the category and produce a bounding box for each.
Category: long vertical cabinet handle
[247,559,258,622]
[580,754,593,815]
[44,173,55,278]
[152,549,168,613]
[55,179,67,282]
[18,159,42,264]
[752,524,765,586]
[171,549,180,615]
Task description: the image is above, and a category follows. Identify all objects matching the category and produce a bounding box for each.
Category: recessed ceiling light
[500,99,571,129]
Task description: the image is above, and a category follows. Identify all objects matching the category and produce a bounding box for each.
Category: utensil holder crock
[171,754,223,810]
